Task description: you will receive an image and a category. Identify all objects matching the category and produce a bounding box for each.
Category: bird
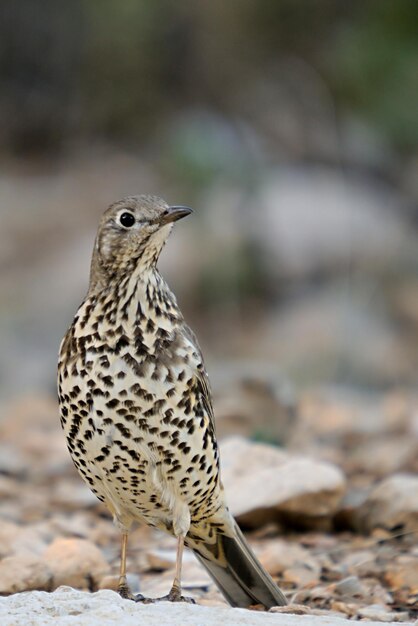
[57,194,287,608]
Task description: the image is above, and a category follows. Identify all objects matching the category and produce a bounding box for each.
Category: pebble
[0,387,416,621]
[385,555,418,594]
[0,554,52,594]
[43,538,110,590]
[0,520,46,558]
[257,539,319,575]
[99,573,141,595]
[334,575,366,598]
[358,604,411,622]
[361,473,418,533]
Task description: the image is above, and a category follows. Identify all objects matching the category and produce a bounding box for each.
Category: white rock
[220,438,345,525]
[0,587,414,626]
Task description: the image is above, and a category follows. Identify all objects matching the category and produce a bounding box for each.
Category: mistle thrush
[57,195,287,608]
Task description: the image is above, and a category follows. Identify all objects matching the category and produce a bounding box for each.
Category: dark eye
[119,212,135,228]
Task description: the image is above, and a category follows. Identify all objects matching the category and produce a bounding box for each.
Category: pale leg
[167,535,185,600]
[136,534,194,604]
[117,532,134,599]
[166,535,194,603]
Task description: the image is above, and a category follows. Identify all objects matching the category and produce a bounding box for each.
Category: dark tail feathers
[193,520,287,608]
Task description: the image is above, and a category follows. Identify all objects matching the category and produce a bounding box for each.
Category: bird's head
[89,194,192,290]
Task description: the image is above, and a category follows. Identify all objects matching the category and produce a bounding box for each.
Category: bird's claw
[134,586,195,604]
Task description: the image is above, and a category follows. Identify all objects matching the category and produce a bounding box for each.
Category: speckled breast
[58,292,221,531]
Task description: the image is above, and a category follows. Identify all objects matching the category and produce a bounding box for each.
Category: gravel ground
[0,386,417,623]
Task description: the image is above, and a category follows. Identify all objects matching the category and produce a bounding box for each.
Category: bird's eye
[119,212,135,228]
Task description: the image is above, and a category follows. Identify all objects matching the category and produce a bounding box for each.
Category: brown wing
[180,323,217,440]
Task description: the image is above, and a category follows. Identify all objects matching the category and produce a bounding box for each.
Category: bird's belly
[59,353,220,528]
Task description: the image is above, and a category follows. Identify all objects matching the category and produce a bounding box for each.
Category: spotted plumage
[58,195,286,608]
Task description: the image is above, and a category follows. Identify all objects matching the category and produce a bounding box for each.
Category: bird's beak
[159,206,193,225]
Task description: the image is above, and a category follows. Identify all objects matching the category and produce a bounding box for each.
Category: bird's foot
[133,594,156,603]
[134,585,195,604]
[117,583,136,601]
[165,585,195,604]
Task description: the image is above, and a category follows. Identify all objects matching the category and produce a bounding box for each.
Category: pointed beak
[160,206,193,225]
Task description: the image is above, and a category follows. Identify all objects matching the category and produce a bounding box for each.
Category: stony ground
[1,588,416,626]
[0,384,417,623]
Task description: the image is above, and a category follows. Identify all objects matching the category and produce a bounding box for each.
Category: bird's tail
[191,518,287,608]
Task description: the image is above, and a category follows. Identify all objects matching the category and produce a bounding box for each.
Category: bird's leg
[117,532,135,600]
[166,535,195,603]
[134,535,194,604]
[167,534,184,600]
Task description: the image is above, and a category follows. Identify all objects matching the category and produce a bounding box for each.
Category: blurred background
[0,0,418,407]
[0,1,418,614]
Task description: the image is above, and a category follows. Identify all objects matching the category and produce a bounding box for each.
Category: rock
[0,444,28,476]
[0,395,69,478]
[282,566,319,587]
[385,555,418,594]
[329,601,358,618]
[269,604,345,618]
[339,549,382,578]
[360,474,418,533]
[257,539,319,578]
[0,475,20,499]
[349,437,418,477]
[51,480,100,509]
[334,575,366,598]
[182,562,212,591]
[43,538,110,590]
[98,574,120,592]
[0,554,52,594]
[358,604,411,622]
[241,289,410,388]
[220,437,345,527]
[99,573,141,595]
[0,520,47,558]
[297,387,410,441]
[145,548,195,571]
[254,169,412,278]
[333,488,369,531]
[0,587,414,625]
[0,520,21,557]
[145,548,177,570]
[144,549,211,590]
[269,604,316,615]
[0,395,58,441]
[47,512,93,539]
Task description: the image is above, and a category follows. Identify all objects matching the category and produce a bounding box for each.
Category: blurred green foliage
[1,0,417,152]
[329,1,418,149]
[81,0,418,150]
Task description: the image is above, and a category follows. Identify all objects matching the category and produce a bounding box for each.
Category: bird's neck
[84,264,182,336]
